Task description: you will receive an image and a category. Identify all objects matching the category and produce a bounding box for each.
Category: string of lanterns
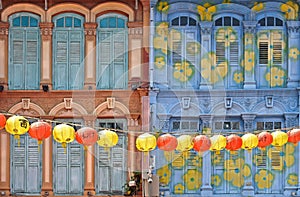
[1,113,300,153]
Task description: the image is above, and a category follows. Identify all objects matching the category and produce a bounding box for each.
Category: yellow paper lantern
[176,135,193,152]
[241,133,258,150]
[53,124,75,148]
[271,130,288,147]
[136,133,157,152]
[210,135,226,153]
[5,115,29,140]
[97,129,118,148]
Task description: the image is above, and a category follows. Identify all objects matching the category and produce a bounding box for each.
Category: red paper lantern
[28,121,52,144]
[193,135,211,152]
[0,114,6,130]
[257,131,273,149]
[157,134,178,151]
[287,129,300,144]
[76,127,98,147]
[225,134,242,151]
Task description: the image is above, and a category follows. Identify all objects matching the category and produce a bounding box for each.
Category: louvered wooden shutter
[11,135,41,194]
[54,31,68,90]
[69,31,83,90]
[98,31,112,89]
[113,31,127,89]
[271,149,282,170]
[10,30,24,89]
[259,42,269,64]
[26,30,39,89]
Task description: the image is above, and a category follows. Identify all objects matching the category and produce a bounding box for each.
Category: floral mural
[265,67,286,88]
[255,169,274,189]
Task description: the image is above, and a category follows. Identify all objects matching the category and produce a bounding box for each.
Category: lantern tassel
[14,135,20,147]
[62,142,67,154]
[38,140,43,152]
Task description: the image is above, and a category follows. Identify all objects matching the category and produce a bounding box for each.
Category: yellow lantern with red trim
[176,135,193,152]
[5,115,30,140]
[271,130,288,147]
[136,133,157,152]
[241,133,258,151]
[97,129,119,148]
[210,135,226,154]
[53,124,75,148]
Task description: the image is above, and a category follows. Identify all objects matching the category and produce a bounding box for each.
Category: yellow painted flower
[245,33,253,45]
[187,42,201,55]
[255,169,274,189]
[267,143,295,171]
[212,152,223,165]
[191,155,203,168]
[203,3,211,8]
[265,67,286,87]
[183,169,202,190]
[223,0,231,4]
[233,71,243,84]
[211,175,222,187]
[174,183,184,194]
[281,3,296,20]
[168,29,181,51]
[154,36,168,54]
[216,27,237,47]
[252,2,265,12]
[224,158,251,188]
[287,173,298,186]
[244,50,255,72]
[157,165,172,185]
[201,52,228,84]
[157,1,169,13]
[156,22,169,37]
[289,47,300,60]
[155,56,166,69]
[171,155,185,168]
[173,61,195,82]
[197,5,217,21]
[286,1,299,18]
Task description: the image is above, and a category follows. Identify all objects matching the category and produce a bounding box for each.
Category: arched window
[213,16,242,89]
[96,14,128,89]
[52,13,85,90]
[256,16,286,88]
[169,15,200,89]
[8,12,40,90]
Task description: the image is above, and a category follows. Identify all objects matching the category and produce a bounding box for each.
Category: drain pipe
[149,6,154,88]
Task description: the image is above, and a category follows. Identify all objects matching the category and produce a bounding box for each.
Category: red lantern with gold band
[257,131,273,149]
[157,133,178,151]
[0,113,6,129]
[193,135,211,152]
[76,127,98,149]
[225,134,242,151]
[287,129,300,144]
[29,121,52,144]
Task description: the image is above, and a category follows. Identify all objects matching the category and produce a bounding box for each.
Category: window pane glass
[258,18,265,26]
[116,122,124,130]
[65,17,72,27]
[107,122,114,129]
[274,122,281,129]
[21,16,29,27]
[223,122,231,130]
[257,122,264,130]
[30,17,38,27]
[100,18,108,28]
[276,18,283,26]
[190,122,198,130]
[232,122,239,130]
[233,18,240,26]
[180,16,188,26]
[215,18,222,26]
[56,18,64,27]
[117,18,125,28]
[74,18,81,27]
[181,122,189,129]
[172,17,179,26]
[173,121,180,130]
[13,17,21,27]
[224,17,231,26]
[215,122,222,130]
[267,17,274,26]
[189,18,196,26]
[109,17,116,28]
[265,122,273,130]
[99,122,106,128]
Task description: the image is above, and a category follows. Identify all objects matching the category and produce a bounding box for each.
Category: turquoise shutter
[53,141,84,194]
[11,135,41,194]
[10,30,24,89]
[69,31,83,90]
[113,31,127,89]
[26,30,39,89]
[54,31,68,90]
[228,40,240,88]
[98,31,112,89]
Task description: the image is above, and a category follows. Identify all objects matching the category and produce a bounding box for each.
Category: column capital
[0,22,9,39]
[241,113,256,132]
[39,22,54,41]
[243,21,257,34]
[286,21,300,34]
[199,21,213,35]
[84,22,97,41]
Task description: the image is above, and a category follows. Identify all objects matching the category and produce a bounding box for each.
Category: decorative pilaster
[199,22,213,89]
[84,22,97,90]
[243,21,257,89]
[241,113,256,196]
[286,21,300,88]
[0,131,10,194]
[199,115,213,196]
[39,22,54,90]
[284,113,299,128]
[0,22,9,89]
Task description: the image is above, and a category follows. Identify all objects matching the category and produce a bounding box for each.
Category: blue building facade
[150,0,300,196]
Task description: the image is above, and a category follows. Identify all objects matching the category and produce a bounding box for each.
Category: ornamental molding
[287,21,300,34]
[200,21,213,35]
[129,27,143,35]
[243,21,257,34]
[84,22,97,41]
[39,22,53,41]
[0,22,9,37]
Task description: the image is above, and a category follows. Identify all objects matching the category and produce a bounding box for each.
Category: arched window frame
[52,13,85,90]
[8,12,40,90]
[96,13,128,90]
[212,13,243,89]
[167,13,200,89]
[256,12,287,88]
